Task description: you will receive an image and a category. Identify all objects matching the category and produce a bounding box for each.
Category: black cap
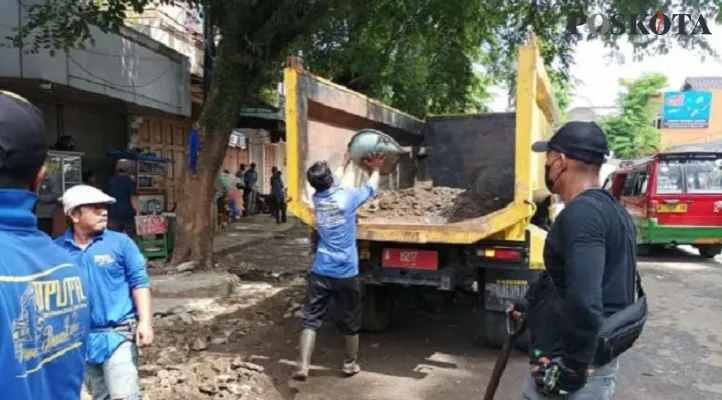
[0,91,48,176]
[531,121,609,165]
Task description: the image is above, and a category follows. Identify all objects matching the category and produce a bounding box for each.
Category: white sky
[487,27,722,111]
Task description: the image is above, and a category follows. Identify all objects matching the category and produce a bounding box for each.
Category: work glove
[534,359,588,396]
[555,361,587,394]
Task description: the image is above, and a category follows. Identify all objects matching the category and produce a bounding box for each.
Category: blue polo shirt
[312,176,376,278]
[0,189,90,400]
[55,229,149,365]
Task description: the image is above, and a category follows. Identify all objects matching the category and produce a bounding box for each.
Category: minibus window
[656,161,684,194]
[685,159,722,194]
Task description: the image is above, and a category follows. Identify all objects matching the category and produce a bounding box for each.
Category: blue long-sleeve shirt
[55,229,150,364]
[0,190,90,400]
[271,175,284,200]
[312,175,377,278]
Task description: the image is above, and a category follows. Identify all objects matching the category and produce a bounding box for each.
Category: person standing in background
[236,163,246,182]
[57,184,154,400]
[36,173,60,236]
[270,166,287,224]
[108,159,139,239]
[243,163,259,216]
[235,163,247,211]
[0,90,90,400]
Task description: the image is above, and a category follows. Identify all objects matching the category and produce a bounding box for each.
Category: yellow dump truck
[284,35,561,346]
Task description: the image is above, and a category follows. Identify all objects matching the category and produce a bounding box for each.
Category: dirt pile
[357,181,508,224]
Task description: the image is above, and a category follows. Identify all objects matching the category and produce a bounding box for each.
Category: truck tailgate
[356,202,531,244]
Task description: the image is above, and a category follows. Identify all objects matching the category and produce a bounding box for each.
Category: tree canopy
[597,73,668,159]
[288,0,720,117]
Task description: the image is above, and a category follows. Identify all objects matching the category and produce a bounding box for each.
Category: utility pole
[202,5,214,104]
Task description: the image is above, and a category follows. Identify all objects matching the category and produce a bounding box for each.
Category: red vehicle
[604,148,722,257]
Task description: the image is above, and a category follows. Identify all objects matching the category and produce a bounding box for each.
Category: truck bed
[284,58,552,244]
[357,113,516,225]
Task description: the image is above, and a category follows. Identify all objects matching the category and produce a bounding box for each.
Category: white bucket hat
[60,184,116,215]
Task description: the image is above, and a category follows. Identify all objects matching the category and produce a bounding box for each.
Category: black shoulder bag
[594,269,647,365]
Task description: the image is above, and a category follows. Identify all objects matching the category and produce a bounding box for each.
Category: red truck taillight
[478,248,522,261]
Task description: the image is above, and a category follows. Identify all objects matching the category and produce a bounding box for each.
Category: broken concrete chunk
[231,360,264,373]
[211,336,229,345]
[175,261,197,273]
[191,337,209,351]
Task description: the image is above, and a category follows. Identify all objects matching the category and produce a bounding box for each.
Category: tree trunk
[170,0,334,269]
[170,125,230,269]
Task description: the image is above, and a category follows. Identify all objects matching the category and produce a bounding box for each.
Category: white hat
[61,185,116,215]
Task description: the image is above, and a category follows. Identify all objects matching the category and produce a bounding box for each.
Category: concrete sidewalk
[213,214,299,256]
[150,215,300,315]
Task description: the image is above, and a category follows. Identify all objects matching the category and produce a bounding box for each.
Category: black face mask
[544,163,555,193]
[544,157,563,193]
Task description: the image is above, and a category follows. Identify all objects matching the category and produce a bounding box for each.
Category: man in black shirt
[513,121,637,399]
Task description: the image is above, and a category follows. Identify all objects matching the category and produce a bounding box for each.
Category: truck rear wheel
[477,310,507,348]
[361,285,392,332]
[476,310,529,351]
[699,244,722,258]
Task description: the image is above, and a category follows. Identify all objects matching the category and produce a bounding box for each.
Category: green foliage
[291,0,719,118]
[597,73,668,159]
[8,0,721,120]
[289,0,500,117]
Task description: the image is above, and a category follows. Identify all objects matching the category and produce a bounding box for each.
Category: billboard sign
[662,91,712,129]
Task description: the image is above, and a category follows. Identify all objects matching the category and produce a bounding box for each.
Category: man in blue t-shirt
[292,152,384,380]
[0,90,90,400]
[108,159,139,239]
[57,184,153,400]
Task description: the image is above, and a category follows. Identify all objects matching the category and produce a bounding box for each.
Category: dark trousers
[242,190,250,216]
[38,218,54,237]
[243,188,258,215]
[109,217,137,241]
[272,195,287,223]
[302,273,362,335]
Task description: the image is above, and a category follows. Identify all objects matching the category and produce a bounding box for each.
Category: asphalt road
[242,245,722,400]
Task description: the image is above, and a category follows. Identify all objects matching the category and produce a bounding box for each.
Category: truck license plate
[657,203,687,213]
[382,249,438,270]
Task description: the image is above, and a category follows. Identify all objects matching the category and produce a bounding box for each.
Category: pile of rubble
[139,356,281,400]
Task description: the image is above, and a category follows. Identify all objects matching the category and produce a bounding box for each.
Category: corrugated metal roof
[681,77,722,91]
[663,138,722,153]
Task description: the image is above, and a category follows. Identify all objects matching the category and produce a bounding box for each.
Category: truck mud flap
[483,268,541,312]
